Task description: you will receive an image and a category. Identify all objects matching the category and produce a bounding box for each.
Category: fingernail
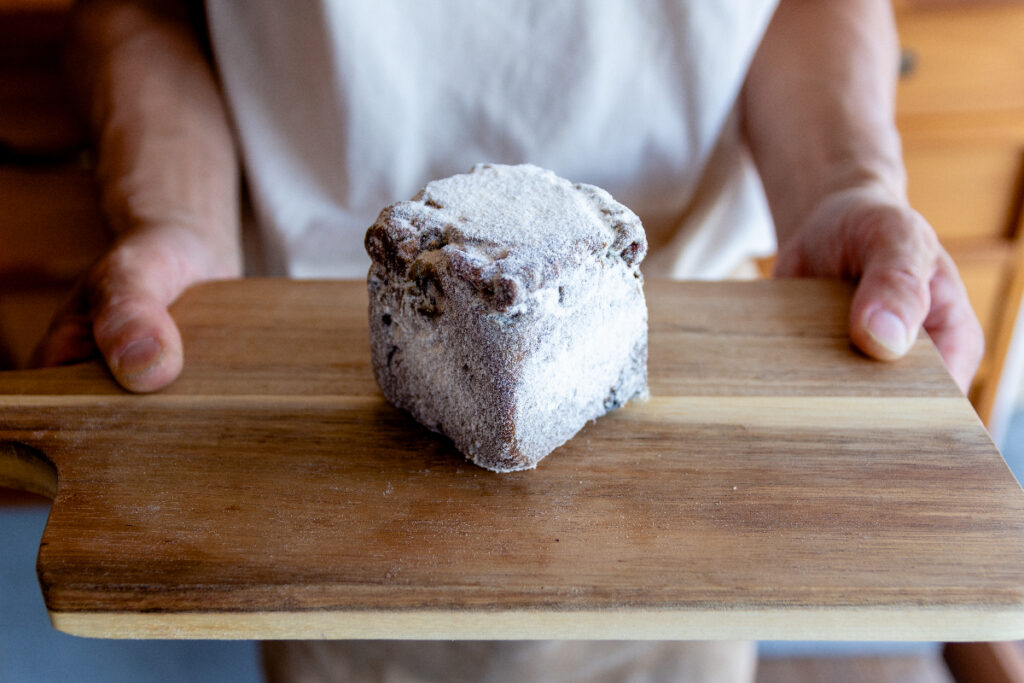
[113,337,163,376]
[867,309,910,356]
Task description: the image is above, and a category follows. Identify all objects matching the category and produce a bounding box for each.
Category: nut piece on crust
[364,164,648,472]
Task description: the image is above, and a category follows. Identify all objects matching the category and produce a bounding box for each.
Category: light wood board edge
[50,607,1024,642]
[0,394,988,429]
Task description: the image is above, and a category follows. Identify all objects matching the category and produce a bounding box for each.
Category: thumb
[847,212,937,362]
[88,232,204,393]
[32,266,185,393]
[91,288,184,393]
[33,226,209,392]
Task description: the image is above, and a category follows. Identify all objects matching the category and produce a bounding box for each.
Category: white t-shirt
[206,1,778,279]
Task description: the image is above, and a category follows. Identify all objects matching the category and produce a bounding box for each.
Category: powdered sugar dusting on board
[365,164,648,472]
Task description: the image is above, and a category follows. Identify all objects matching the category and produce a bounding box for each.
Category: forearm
[742,0,983,387]
[67,0,240,277]
[743,0,905,245]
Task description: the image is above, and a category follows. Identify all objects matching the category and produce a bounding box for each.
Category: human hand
[32,224,241,392]
[774,186,984,393]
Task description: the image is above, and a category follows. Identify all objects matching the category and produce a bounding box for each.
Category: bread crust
[365,164,648,472]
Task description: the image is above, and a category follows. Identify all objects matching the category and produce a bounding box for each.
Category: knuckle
[877,265,931,312]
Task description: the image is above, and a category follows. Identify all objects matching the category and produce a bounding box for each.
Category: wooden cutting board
[2,278,1023,641]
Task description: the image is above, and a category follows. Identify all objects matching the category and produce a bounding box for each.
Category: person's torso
[206,0,778,278]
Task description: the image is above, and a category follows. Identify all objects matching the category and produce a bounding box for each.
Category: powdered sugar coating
[365,164,648,472]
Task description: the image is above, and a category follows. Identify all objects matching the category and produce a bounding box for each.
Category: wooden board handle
[0,441,57,499]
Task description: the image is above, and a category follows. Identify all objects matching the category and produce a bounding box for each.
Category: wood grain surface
[1,278,1023,641]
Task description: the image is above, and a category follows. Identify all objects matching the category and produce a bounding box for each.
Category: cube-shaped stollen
[364,164,648,472]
